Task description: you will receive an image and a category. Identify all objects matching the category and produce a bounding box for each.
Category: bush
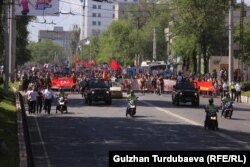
[242,81,250,91]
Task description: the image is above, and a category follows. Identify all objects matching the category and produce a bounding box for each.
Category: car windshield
[111,82,121,87]
[87,79,109,89]
[175,82,195,90]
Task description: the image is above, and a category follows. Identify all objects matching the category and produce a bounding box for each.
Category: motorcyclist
[221,92,231,117]
[127,90,137,101]
[126,90,137,117]
[204,98,218,122]
[58,88,65,98]
[56,88,67,113]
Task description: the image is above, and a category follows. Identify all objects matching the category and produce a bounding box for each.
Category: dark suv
[84,79,112,105]
[172,81,199,107]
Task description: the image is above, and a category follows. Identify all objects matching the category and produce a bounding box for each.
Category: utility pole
[3,0,10,94]
[228,0,234,84]
[11,0,16,73]
[153,27,156,61]
[240,0,245,71]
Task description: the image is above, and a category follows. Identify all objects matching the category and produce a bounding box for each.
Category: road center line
[34,115,52,167]
[141,100,250,149]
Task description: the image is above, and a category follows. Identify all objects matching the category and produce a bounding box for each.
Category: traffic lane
[136,93,250,148]
[137,93,250,133]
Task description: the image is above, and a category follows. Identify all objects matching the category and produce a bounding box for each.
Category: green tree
[234,17,250,64]
[0,0,4,64]
[172,0,228,73]
[97,20,136,65]
[27,39,66,64]
[70,25,81,56]
[127,1,171,62]
[16,16,35,65]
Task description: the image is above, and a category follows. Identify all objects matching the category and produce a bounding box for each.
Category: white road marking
[34,115,52,167]
[141,100,250,149]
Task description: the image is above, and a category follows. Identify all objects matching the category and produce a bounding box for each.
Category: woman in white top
[222,81,228,98]
[235,81,242,102]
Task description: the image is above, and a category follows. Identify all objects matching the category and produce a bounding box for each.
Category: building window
[113,13,115,18]
[93,5,96,9]
[92,21,96,25]
[92,13,96,17]
[98,13,101,17]
[113,5,115,10]
[98,21,101,26]
[98,5,101,9]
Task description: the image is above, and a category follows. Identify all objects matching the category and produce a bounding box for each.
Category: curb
[13,87,28,167]
[241,95,250,104]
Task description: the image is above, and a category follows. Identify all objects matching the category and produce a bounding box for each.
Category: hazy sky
[27,0,250,42]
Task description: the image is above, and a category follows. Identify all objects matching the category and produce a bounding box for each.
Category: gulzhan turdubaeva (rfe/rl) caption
[109,151,250,167]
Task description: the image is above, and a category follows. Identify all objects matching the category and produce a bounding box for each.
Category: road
[26,92,250,167]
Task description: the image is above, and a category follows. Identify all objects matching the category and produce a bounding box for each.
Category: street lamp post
[228,0,234,84]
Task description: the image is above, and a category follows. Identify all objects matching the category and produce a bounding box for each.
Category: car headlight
[179,92,183,95]
[106,91,110,94]
[91,91,95,94]
[194,93,198,96]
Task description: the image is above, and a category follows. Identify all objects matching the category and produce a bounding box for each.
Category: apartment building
[80,0,138,40]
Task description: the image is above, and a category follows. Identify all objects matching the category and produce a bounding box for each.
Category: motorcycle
[204,107,219,130]
[221,101,234,119]
[56,95,68,113]
[126,97,138,117]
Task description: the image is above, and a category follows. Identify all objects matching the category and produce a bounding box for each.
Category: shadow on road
[27,114,250,167]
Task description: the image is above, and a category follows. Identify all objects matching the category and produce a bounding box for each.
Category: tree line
[1,0,249,74]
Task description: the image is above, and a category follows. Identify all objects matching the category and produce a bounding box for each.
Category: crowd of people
[2,62,243,115]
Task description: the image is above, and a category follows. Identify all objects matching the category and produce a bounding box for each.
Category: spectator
[222,81,229,98]
[26,86,38,114]
[43,86,54,114]
[36,89,44,114]
[235,81,242,103]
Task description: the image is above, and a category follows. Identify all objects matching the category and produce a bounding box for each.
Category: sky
[28,0,82,42]
[27,0,250,42]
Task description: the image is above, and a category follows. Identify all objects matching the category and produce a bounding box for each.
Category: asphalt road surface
[25,92,250,167]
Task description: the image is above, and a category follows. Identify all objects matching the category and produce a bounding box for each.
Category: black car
[172,81,199,107]
[84,79,112,105]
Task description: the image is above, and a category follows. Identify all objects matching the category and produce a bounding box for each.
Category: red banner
[194,81,215,92]
[51,77,75,89]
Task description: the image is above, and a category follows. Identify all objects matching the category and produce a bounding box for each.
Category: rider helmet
[209,98,214,105]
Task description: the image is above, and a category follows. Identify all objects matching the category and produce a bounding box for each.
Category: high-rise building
[80,0,138,40]
[39,26,74,57]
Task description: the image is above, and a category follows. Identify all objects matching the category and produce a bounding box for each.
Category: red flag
[110,58,120,71]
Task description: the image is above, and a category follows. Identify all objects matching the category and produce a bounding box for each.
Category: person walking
[26,86,38,114]
[43,86,54,114]
[36,89,44,114]
[229,81,236,100]
[235,81,242,103]
[222,81,229,99]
